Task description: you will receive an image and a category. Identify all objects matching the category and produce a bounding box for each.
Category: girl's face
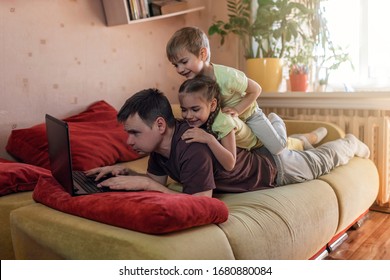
[179,92,216,127]
[170,48,206,79]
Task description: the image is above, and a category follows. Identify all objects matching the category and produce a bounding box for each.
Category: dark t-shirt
[147,120,278,194]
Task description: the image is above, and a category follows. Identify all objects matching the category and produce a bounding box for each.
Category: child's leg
[246,109,287,155]
[290,127,328,149]
[276,134,370,186]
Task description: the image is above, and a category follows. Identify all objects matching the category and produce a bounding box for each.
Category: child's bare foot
[290,127,328,149]
[304,127,328,145]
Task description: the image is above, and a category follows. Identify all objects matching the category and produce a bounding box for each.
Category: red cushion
[0,161,51,196]
[6,100,140,171]
[33,176,229,234]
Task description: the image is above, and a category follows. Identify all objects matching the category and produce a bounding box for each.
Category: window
[323,0,390,91]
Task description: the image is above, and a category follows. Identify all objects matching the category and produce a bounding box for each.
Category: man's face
[123,113,161,155]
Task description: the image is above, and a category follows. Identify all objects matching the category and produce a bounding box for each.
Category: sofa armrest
[286,120,345,145]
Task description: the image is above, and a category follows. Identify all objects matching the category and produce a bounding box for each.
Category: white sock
[345,134,370,159]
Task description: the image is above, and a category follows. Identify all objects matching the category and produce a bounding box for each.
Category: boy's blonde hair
[166,26,210,63]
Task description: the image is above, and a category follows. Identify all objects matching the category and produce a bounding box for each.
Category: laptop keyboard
[73,171,104,193]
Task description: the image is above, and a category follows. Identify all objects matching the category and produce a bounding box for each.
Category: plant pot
[316,84,327,92]
[246,58,283,92]
[289,73,309,92]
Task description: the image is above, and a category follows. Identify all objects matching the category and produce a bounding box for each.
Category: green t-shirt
[213,63,258,121]
[212,110,261,150]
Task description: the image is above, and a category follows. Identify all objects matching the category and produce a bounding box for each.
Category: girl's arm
[181,127,237,171]
[222,78,262,116]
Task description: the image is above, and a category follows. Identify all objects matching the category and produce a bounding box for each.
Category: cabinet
[101,0,205,26]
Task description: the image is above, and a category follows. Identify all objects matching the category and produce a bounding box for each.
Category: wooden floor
[326,210,390,260]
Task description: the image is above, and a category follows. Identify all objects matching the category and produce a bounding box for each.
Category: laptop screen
[45,114,75,195]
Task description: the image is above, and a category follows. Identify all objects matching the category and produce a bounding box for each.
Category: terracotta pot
[289,73,308,92]
[246,58,283,92]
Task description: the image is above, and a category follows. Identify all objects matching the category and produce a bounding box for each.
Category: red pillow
[6,101,140,171]
[0,161,51,196]
[33,176,229,234]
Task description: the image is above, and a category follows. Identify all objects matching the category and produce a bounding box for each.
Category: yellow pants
[287,137,304,151]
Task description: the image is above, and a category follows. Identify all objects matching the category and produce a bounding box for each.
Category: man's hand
[97,175,150,191]
[85,165,129,181]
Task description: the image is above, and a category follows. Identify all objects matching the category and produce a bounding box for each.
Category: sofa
[1,103,379,260]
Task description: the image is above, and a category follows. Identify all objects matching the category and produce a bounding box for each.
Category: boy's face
[123,113,162,155]
[170,49,205,79]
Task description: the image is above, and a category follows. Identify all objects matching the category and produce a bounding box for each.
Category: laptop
[45,114,112,196]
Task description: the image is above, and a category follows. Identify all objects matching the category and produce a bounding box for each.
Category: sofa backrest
[171,104,182,119]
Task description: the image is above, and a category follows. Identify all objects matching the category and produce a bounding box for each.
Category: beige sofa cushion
[214,180,339,259]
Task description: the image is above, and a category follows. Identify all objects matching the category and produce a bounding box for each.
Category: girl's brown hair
[178,75,221,137]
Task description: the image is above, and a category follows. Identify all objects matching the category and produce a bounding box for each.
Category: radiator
[262,107,390,206]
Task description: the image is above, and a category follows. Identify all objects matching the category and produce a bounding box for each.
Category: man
[86,87,370,197]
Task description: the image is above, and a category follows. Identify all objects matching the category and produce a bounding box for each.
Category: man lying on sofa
[86,81,370,197]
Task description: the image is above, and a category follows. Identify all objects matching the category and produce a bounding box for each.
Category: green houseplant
[209,0,312,59]
[209,0,313,91]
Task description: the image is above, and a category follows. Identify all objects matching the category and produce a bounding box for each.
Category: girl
[179,76,327,171]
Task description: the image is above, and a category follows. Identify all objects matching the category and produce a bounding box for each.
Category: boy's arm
[222,78,262,116]
[235,78,262,115]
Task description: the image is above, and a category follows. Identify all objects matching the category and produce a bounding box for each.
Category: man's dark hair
[117,88,175,128]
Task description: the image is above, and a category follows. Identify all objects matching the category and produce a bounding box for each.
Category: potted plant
[286,40,314,92]
[208,0,313,92]
[289,64,310,92]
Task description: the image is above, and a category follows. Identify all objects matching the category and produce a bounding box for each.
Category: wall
[0,0,238,159]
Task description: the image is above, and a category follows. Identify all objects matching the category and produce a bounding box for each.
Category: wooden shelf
[102,0,205,26]
[127,6,204,25]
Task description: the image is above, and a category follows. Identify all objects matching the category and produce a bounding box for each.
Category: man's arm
[100,174,212,197]
[85,164,170,192]
[86,165,213,197]
[98,173,173,193]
